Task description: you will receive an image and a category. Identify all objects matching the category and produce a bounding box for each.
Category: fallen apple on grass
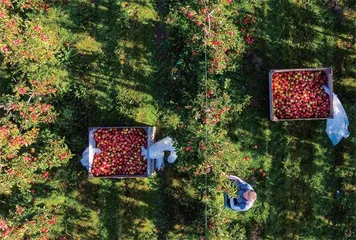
[91,128,147,177]
[272,71,330,119]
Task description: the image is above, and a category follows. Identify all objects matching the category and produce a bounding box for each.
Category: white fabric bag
[323,85,350,145]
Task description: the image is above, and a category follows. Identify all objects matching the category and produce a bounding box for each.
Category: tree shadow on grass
[51,0,205,239]
[226,0,355,239]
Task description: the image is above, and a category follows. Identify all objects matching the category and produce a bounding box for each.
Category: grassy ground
[51,0,199,239]
[46,0,355,239]
[227,1,355,239]
[52,0,164,239]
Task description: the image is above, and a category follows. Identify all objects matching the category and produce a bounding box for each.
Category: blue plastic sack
[323,86,350,146]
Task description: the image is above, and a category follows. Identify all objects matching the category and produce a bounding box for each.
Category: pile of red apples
[272,71,330,119]
[91,128,147,176]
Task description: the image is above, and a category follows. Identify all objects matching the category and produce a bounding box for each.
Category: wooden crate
[88,126,156,178]
[269,67,334,121]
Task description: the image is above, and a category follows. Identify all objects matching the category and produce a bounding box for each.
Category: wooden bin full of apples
[269,68,334,121]
[88,127,156,178]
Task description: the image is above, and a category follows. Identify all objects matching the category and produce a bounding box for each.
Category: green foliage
[158,111,181,130]
[0,1,73,238]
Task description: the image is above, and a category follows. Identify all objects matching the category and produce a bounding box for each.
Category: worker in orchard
[224,175,257,211]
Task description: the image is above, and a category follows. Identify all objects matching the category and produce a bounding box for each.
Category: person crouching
[224,175,257,212]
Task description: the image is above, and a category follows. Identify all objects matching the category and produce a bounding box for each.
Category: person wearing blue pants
[224,175,257,212]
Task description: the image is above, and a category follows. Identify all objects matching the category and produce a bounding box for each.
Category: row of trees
[0,1,72,238]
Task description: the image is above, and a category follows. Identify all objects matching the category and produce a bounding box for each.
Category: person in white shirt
[224,175,257,212]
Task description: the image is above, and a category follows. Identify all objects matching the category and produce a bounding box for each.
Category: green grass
[50,0,163,238]
[226,1,355,239]
[50,0,201,239]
